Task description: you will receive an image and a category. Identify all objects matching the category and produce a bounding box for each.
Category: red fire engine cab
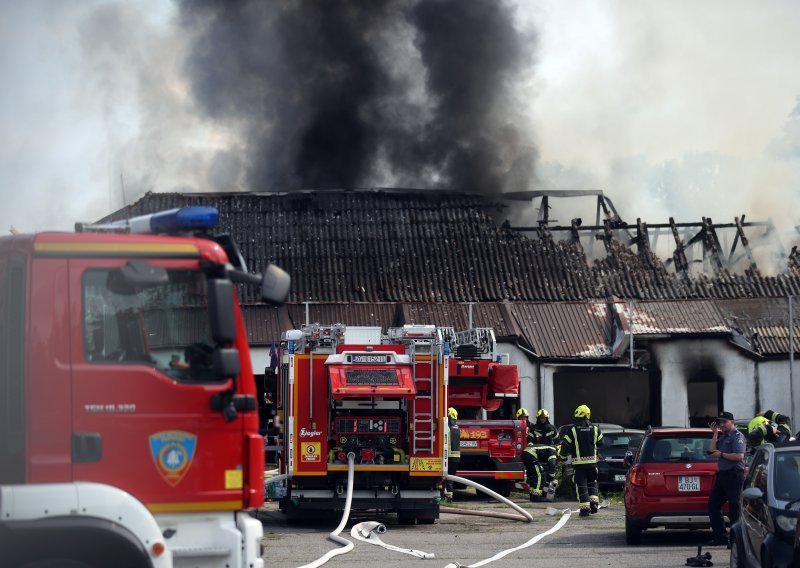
[448,328,526,497]
[0,207,289,568]
[277,324,447,525]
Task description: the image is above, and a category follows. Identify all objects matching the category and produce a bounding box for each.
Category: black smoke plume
[178,0,537,193]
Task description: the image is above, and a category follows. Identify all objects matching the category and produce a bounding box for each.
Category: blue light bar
[127,207,219,234]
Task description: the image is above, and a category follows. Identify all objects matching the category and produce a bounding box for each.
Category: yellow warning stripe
[146,500,243,513]
[34,242,199,255]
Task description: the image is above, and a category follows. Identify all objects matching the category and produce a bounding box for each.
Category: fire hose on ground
[265,468,575,567]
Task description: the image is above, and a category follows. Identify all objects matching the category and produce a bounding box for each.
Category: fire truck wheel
[397,510,417,526]
[486,481,513,498]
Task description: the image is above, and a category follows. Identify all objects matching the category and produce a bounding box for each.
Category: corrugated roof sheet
[402,302,515,336]
[622,300,729,336]
[510,302,612,359]
[749,324,800,356]
[286,303,397,332]
[109,191,800,304]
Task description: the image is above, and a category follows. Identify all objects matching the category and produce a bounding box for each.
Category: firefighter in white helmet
[558,404,603,516]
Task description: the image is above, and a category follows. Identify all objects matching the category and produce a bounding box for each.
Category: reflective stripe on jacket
[558,420,603,465]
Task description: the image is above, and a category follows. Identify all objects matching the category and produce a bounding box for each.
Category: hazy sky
[2,1,799,240]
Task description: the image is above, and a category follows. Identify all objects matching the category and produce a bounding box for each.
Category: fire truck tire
[397,510,417,525]
[486,481,513,498]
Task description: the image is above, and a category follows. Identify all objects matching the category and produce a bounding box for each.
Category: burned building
[108,189,800,429]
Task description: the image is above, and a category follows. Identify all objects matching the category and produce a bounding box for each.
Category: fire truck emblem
[149,430,197,487]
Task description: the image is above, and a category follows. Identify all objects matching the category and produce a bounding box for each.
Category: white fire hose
[264,467,574,566]
[292,452,356,568]
[442,474,533,522]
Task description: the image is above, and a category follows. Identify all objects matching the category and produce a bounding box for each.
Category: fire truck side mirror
[214,348,241,377]
[208,279,236,344]
[107,261,168,294]
[260,264,291,305]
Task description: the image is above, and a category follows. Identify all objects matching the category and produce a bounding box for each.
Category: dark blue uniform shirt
[716,429,746,471]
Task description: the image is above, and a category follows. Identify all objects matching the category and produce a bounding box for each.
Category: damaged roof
[108,190,800,358]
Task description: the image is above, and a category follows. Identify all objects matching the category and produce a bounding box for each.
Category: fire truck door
[68,258,248,511]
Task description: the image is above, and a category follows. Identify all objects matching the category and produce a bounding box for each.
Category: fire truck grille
[344,369,399,386]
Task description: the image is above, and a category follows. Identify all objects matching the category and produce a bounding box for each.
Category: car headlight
[776,514,798,532]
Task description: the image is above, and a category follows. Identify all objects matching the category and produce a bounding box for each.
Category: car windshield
[639,435,715,463]
[773,451,800,502]
[599,432,643,448]
[83,268,217,381]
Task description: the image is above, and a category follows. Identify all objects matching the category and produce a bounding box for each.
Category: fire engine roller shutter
[328,365,416,399]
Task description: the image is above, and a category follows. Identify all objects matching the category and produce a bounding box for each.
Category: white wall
[499,343,540,416]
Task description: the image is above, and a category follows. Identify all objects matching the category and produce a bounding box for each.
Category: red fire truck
[448,328,526,497]
[276,324,447,525]
[0,207,289,568]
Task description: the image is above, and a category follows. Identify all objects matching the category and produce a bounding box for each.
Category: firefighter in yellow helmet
[531,408,557,446]
[522,431,559,502]
[747,415,781,449]
[558,404,603,516]
[444,407,460,499]
[758,410,793,441]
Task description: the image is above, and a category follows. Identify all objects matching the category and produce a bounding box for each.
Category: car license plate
[614,474,626,482]
[678,476,700,491]
[460,440,479,448]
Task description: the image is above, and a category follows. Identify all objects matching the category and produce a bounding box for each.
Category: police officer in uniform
[444,407,461,500]
[707,411,746,546]
[521,432,558,501]
[558,404,603,516]
[531,408,558,446]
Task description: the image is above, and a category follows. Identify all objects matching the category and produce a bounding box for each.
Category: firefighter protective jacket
[449,418,461,459]
[523,444,557,478]
[558,419,603,465]
[530,421,558,446]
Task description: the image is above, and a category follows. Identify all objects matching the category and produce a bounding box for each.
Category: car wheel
[625,513,642,545]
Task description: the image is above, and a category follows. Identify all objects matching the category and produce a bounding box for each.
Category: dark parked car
[624,427,720,545]
[597,429,644,490]
[730,441,800,568]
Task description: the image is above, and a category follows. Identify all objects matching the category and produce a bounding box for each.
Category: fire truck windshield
[83,268,218,381]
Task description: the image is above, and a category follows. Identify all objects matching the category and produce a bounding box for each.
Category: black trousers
[573,464,599,506]
[521,452,544,493]
[708,468,744,538]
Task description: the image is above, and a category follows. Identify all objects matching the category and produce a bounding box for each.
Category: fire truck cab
[0,207,289,568]
[277,324,447,525]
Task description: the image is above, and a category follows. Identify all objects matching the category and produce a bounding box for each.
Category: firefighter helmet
[574,404,591,418]
[448,407,458,420]
[748,415,769,434]
[516,408,529,419]
[537,409,550,418]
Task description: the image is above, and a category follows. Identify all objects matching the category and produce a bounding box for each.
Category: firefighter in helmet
[531,408,558,446]
[516,408,534,444]
[758,410,793,441]
[558,404,603,516]
[444,407,461,500]
[747,415,784,449]
[522,431,558,502]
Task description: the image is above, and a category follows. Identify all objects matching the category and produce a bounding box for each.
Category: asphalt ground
[257,489,730,568]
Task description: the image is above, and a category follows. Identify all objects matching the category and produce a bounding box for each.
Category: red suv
[624,427,723,545]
